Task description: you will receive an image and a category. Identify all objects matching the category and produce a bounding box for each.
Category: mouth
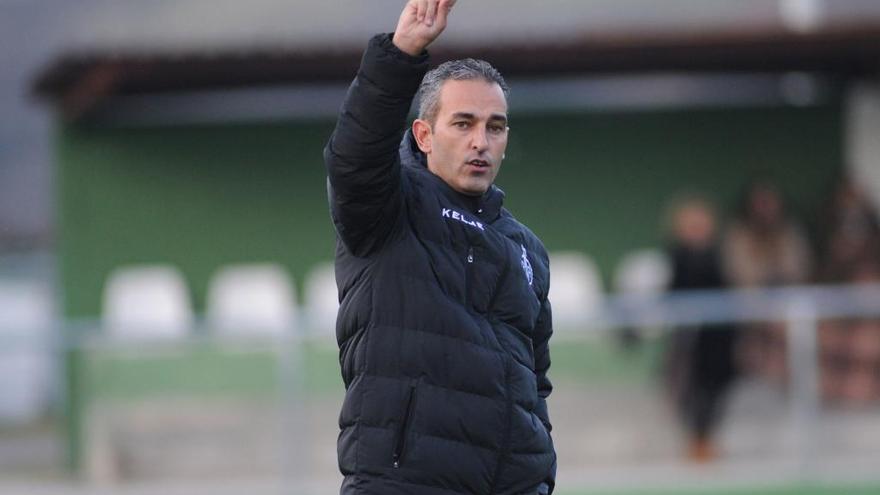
[466,159,491,170]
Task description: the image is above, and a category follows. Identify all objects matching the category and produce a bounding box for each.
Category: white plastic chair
[613,248,672,339]
[102,265,193,339]
[613,248,672,296]
[0,280,54,423]
[548,251,604,330]
[304,261,339,339]
[205,263,296,336]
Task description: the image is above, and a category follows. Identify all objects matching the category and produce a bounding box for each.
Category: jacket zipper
[465,246,474,305]
[392,380,419,468]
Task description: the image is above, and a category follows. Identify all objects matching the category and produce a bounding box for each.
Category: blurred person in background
[722,180,813,384]
[662,194,738,462]
[817,176,880,404]
[323,1,556,493]
[816,175,880,284]
[722,180,813,288]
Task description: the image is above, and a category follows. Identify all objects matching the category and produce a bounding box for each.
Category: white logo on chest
[441,208,485,231]
[521,244,534,286]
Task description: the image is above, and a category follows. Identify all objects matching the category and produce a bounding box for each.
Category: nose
[470,126,489,152]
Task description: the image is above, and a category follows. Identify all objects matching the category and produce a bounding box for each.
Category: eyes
[452,121,508,134]
[487,123,507,134]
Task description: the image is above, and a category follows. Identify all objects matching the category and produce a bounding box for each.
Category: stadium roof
[31,0,880,120]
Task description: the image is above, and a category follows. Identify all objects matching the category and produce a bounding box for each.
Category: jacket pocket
[392,378,420,468]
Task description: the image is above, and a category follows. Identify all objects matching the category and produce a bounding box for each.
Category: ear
[412,119,433,153]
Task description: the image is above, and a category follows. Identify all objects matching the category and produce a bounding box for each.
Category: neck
[457,190,483,213]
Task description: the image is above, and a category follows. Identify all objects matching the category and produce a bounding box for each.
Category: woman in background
[722,180,813,384]
[664,195,738,462]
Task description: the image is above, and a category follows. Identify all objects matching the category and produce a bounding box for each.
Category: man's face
[415,79,508,196]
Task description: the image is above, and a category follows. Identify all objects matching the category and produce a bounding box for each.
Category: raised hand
[392,0,457,56]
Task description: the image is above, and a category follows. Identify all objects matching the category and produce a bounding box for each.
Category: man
[324,1,556,493]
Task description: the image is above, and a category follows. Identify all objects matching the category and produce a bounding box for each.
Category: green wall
[58,104,842,318]
[59,121,336,318]
[502,107,842,278]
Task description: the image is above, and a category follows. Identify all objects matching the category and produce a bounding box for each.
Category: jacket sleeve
[533,297,553,426]
[533,295,556,494]
[533,249,556,493]
[323,33,429,257]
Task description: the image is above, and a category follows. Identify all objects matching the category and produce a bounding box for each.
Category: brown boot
[687,436,717,463]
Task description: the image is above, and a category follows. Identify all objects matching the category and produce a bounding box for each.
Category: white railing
[1,283,879,488]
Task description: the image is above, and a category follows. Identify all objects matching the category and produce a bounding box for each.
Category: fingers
[394,0,454,54]
[435,0,455,27]
[415,0,428,24]
[415,0,447,27]
[425,0,439,26]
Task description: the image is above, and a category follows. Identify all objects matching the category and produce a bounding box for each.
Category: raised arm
[323,0,456,256]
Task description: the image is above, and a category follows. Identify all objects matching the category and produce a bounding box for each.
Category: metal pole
[278,320,308,495]
[786,296,820,482]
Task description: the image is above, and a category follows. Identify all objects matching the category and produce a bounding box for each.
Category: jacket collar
[399,129,504,222]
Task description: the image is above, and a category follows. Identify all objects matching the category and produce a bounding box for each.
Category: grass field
[68,335,880,494]
[77,332,663,400]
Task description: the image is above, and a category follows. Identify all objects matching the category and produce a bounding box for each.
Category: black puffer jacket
[324,34,556,495]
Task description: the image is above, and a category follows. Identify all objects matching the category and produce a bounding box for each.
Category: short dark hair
[416,58,509,125]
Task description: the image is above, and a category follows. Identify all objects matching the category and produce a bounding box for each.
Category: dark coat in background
[666,244,737,439]
[323,34,557,495]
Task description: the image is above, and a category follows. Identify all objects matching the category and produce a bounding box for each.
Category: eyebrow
[451,112,508,124]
